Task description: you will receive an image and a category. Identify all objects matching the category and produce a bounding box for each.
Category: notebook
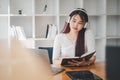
[28,49,65,75]
[61,51,96,67]
[66,70,102,80]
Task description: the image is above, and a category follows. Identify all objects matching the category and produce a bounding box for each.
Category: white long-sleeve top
[53,29,95,60]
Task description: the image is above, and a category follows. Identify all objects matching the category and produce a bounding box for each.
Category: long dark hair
[61,8,88,57]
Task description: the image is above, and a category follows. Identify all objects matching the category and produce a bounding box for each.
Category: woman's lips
[73,27,78,30]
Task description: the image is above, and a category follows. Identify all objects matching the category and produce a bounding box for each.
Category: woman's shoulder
[56,33,66,37]
[55,33,66,39]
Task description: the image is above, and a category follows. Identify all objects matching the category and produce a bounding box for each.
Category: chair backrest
[38,47,53,64]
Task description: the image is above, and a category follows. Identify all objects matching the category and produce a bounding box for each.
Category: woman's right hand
[67,58,87,66]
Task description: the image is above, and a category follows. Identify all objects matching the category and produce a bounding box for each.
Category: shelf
[106,39,120,46]
[20,38,54,48]
[35,16,57,38]
[106,36,120,39]
[10,14,32,16]
[35,38,54,48]
[0,16,8,39]
[35,14,57,16]
[95,36,106,39]
[89,16,106,38]
[59,16,67,32]
[95,39,106,61]
[0,14,8,16]
[106,16,120,37]
[0,0,8,14]
[10,0,33,16]
[107,14,120,16]
[60,0,82,15]
[27,38,54,41]
[35,0,57,14]
[106,0,120,15]
[83,0,106,15]
[10,16,33,38]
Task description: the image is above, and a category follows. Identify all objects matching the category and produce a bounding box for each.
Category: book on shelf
[15,26,26,40]
[61,51,96,67]
[10,25,17,38]
[46,24,57,40]
[10,25,26,40]
[45,24,49,38]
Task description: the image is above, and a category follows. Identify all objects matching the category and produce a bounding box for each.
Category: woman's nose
[74,23,78,27]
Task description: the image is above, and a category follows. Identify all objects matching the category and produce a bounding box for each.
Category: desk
[53,62,106,80]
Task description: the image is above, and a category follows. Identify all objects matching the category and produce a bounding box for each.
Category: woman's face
[69,14,84,32]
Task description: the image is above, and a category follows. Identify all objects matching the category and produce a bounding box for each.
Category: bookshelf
[0,0,120,61]
[0,0,9,39]
[106,0,120,49]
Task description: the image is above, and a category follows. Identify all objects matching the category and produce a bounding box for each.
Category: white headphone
[70,8,87,14]
[67,8,88,28]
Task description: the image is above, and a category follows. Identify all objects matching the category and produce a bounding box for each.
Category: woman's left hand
[68,58,88,66]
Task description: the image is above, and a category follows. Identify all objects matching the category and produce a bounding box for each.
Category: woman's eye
[72,20,76,22]
[79,22,83,24]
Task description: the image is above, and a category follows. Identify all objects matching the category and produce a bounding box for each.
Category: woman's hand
[67,58,89,66]
[67,55,96,67]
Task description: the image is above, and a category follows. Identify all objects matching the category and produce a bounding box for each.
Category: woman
[53,8,96,66]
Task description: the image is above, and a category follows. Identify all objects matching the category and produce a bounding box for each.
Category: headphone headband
[69,8,87,16]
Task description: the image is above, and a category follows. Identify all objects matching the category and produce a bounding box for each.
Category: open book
[61,51,96,67]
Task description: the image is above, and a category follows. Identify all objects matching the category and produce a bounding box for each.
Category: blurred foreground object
[106,46,120,80]
[0,38,53,80]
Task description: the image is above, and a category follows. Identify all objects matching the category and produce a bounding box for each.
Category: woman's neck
[67,31,78,44]
[69,31,78,38]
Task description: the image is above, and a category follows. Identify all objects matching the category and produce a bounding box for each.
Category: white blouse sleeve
[52,35,61,60]
[85,29,96,54]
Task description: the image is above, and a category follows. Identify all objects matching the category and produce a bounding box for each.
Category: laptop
[28,49,65,75]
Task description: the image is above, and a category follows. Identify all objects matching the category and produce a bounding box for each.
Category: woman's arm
[52,35,61,61]
[85,29,96,64]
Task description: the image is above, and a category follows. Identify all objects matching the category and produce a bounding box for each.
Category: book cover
[47,24,57,40]
[45,24,49,38]
[66,70,102,80]
[15,26,26,40]
[61,51,96,67]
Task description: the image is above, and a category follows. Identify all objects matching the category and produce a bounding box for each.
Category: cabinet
[0,0,120,61]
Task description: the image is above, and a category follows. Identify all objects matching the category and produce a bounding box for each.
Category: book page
[81,51,96,58]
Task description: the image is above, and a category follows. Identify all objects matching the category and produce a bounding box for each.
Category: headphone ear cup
[84,22,88,28]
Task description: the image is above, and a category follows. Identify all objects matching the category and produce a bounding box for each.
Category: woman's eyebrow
[72,18,83,22]
[73,18,83,22]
